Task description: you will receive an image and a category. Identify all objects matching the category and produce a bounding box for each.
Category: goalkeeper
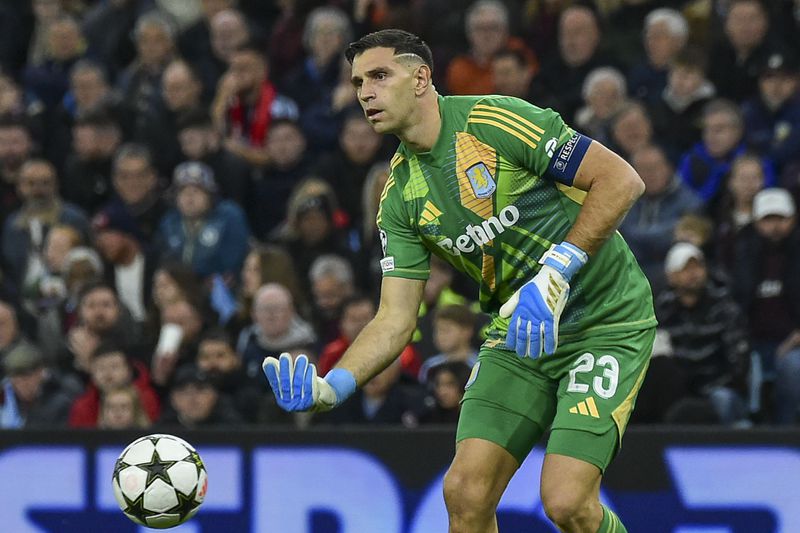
[264,29,656,533]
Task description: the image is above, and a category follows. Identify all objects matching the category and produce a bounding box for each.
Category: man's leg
[541,453,603,532]
[443,437,520,533]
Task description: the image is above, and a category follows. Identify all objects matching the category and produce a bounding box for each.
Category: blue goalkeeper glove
[499,241,588,358]
[262,353,356,412]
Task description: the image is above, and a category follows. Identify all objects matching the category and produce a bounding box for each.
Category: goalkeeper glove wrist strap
[325,368,357,405]
[540,241,588,281]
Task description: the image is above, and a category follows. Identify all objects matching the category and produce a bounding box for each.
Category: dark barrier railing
[1,427,798,532]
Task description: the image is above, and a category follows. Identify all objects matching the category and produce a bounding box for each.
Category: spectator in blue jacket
[157,161,250,281]
[620,144,702,291]
[678,98,776,212]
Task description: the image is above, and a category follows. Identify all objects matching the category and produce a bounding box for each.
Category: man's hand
[499,242,588,358]
[262,353,356,412]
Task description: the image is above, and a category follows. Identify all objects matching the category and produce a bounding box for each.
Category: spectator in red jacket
[68,341,160,427]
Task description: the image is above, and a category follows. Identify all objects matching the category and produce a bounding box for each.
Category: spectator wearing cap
[638,242,751,425]
[159,364,243,428]
[157,161,250,281]
[1,343,76,428]
[733,188,800,423]
[68,340,160,428]
[176,108,251,206]
[92,205,157,324]
[742,50,800,174]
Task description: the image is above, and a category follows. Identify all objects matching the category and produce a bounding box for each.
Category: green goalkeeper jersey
[377,95,657,345]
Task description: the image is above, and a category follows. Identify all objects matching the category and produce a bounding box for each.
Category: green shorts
[456,327,655,472]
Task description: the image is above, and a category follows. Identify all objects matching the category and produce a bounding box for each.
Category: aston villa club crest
[465,163,496,199]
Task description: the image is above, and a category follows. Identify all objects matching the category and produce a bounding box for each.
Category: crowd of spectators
[0,0,799,430]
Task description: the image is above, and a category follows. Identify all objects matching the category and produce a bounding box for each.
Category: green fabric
[376,94,657,347]
[456,328,655,469]
[598,504,628,533]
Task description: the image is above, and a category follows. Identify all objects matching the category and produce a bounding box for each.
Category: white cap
[665,242,704,274]
[753,188,796,220]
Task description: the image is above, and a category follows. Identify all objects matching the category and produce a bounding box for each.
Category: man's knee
[443,464,501,515]
[541,488,595,528]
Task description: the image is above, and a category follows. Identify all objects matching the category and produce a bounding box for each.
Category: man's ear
[414,64,433,95]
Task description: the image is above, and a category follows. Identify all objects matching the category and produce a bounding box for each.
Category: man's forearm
[335,315,414,386]
[566,148,644,255]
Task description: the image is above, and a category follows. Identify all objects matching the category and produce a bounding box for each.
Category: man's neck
[398,93,442,152]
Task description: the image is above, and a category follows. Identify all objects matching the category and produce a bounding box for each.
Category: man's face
[434,319,471,354]
[18,162,57,207]
[728,159,764,203]
[340,117,382,164]
[179,127,216,160]
[176,185,212,219]
[101,390,137,429]
[71,69,108,111]
[759,72,799,111]
[80,288,120,333]
[725,1,767,52]
[668,258,707,294]
[612,108,652,156]
[113,156,156,205]
[586,78,623,119]
[47,19,82,62]
[197,339,240,374]
[312,275,351,316]
[211,15,249,62]
[467,9,507,59]
[668,65,703,98]
[91,352,132,393]
[702,111,742,158]
[10,368,46,404]
[228,51,265,94]
[559,8,599,67]
[433,369,463,410]
[171,384,217,423]
[162,63,201,112]
[253,291,293,338]
[755,215,796,242]
[645,20,682,67]
[632,148,671,196]
[137,24,173,67]
[0,127,32,170]
[340,301,374,342]
[351,47,420,135]
[491,56,531,98]
[267,123,306,169]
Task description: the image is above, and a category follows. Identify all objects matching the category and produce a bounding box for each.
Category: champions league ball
[112,434,208,529]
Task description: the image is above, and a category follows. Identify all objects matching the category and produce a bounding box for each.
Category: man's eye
[375,72,386,80]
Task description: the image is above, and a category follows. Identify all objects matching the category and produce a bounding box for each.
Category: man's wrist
[324,368,357,404]
[539,241,588,281]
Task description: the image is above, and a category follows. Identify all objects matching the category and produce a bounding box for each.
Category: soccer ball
[112,433,208,529]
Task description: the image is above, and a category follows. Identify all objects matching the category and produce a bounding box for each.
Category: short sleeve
[375,174,430,280]
[466,96,592,185]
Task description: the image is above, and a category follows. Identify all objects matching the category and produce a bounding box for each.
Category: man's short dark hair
[345,29,433,72]
[199,327,233,347]
[493,47,529,68]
